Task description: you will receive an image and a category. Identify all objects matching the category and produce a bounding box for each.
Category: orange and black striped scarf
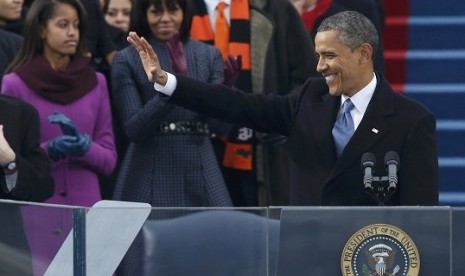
[190,0,252,93]
[190,0,254,171]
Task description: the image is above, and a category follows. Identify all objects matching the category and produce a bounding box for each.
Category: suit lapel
[328,77,394,181]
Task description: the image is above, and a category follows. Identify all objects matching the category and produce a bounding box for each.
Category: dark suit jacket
[168,73,439,206]
[0,95,54,201]
[0,95,54,275]
[0,29,22,88]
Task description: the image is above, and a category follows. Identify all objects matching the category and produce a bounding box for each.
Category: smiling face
[146,1,183,42]
[315,30,372,97]
[41,3,80,59]
[0,0,24,25]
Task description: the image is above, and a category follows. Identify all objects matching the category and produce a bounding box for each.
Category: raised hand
[127,31,168,85]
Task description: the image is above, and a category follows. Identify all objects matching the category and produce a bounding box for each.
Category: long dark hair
[5,0,88,73]
[130,0,190,43]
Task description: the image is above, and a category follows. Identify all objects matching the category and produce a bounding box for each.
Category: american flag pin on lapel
[372,128,379,134]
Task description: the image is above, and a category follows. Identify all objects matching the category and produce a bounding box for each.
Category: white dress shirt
[204,0,231,30]
[5,172,18,191]
[154,73,177,95]
[339,73,377,131]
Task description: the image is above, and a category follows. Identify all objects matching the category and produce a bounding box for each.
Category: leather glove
[48,112,79,136]
[223,55,242,87]
[166,32,188,75]
[48,134,92,160]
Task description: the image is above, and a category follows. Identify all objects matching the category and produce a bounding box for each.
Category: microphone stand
[364,176,396,206]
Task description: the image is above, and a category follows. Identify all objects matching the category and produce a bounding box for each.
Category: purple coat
[1,72,117,276]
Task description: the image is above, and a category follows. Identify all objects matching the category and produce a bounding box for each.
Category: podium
[276,207,464,276]
[453,208,465,274]
[0,200,464,275]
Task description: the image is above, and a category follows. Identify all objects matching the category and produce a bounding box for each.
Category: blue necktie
[332,99,355,157]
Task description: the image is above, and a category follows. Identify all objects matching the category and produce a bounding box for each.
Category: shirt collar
[205,0,231,9]
[341,73,377,114]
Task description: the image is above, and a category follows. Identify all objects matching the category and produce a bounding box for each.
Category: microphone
[384,151,400,191]
[361,152,376,190]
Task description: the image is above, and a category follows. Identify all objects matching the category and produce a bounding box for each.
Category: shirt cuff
[153,72,177,96]
[5,172,18,192]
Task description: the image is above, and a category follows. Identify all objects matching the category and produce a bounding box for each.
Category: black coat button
[53,228,62,235]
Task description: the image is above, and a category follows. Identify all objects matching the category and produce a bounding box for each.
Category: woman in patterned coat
[111,0,232,207]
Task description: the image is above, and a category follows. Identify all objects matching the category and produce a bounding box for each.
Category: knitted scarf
[15,55,97,104]
[190,0,252,92]
[190,0,254,171]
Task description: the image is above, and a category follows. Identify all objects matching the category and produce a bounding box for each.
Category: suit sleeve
[6,102,54,202]
[204,47,232,135]
[169,75,309,136]
[399,111,439,205]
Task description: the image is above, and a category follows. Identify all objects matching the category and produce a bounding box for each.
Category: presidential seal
[341,224,420,276]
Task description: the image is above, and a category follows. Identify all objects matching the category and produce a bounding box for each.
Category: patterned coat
[111,37,232,207]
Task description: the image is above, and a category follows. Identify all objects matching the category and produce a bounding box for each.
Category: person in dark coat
[111,0,232,207]
[80,0,116,71]
[0,29,22,88]
[0,95,54,275]
[0,0,24,88]
[0,0,25,35]
[126,10,439,206]
[112,0,232,274]
[102,0,132,50]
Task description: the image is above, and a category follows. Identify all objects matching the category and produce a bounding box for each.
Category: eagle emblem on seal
[365,244,400,276]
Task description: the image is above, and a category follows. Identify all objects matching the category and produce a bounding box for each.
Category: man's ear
[359,43,373,64]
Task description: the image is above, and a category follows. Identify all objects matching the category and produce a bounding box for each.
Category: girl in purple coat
[1,0,116,274]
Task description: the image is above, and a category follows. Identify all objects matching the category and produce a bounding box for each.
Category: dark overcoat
[0,95,54,275]
[168,73,439,206]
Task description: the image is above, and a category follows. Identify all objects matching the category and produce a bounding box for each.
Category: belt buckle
[159,121,208,134]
